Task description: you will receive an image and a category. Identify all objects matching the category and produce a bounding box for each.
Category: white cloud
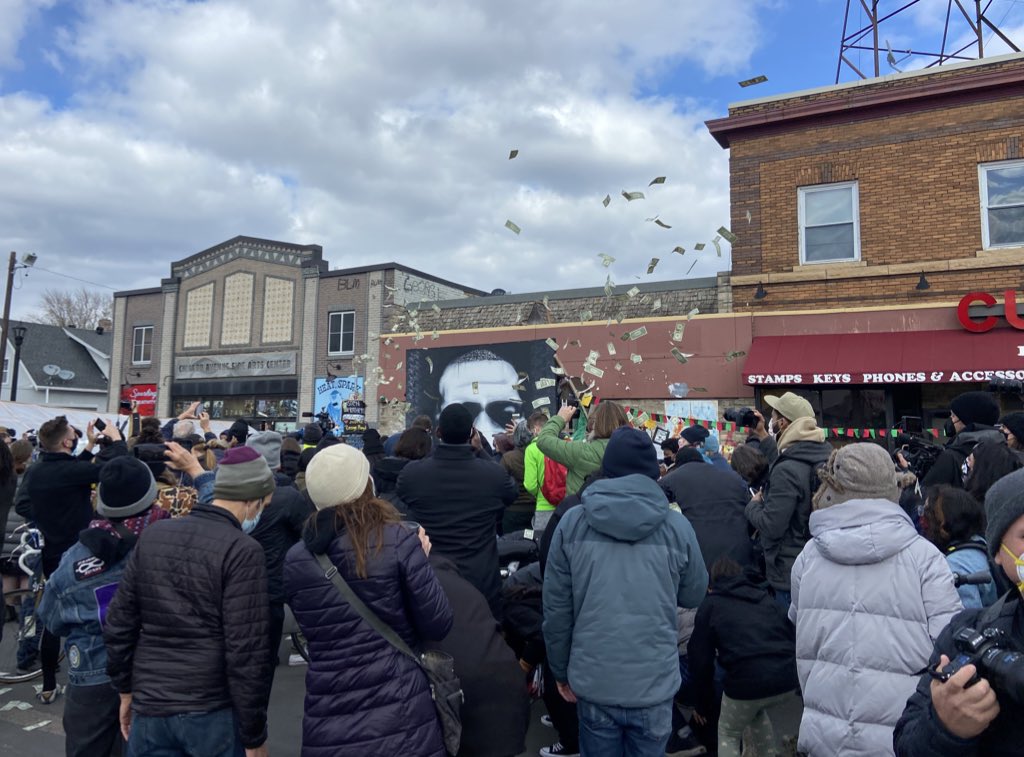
[0,0,773,316]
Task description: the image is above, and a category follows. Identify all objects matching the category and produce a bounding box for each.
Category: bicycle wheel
[0,588,44,684]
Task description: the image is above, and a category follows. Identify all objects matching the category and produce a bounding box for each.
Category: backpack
[541,457,567,505]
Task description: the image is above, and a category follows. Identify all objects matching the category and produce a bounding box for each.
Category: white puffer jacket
[789,498,961,757]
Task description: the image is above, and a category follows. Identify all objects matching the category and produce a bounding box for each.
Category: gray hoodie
[789,498,962,757]
[542,474,708,707]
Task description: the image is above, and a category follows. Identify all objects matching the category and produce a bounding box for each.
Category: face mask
[241,503,263,534]
[1000,543,1024,591]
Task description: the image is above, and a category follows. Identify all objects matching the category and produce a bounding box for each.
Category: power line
[27,265,119,291]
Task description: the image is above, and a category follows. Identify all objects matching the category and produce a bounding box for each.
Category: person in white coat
[789,443,962,757]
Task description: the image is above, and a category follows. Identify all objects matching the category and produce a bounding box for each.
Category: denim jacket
[36,471,216,687]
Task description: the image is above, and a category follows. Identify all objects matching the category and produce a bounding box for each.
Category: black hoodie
[921,424,1006,489]
[686,570,798,712]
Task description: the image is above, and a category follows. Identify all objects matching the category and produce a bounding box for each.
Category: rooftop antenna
[836,0,1020,84]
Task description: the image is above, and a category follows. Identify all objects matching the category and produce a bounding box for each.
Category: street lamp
[0,252,37,399]
[10,325,26,402]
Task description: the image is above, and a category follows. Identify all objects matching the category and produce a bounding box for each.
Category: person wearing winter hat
[679,424,710,449]
[745,391,831,607]
[895,466,1024,755]
[283,443,454,757]
[245,431,314,682]
[999,411,1024,453]
[301,422,323,450]
[104,443,274,757]
[37,457,171,756]
[922,391,1005,489]
[702,434,733,473]
[544,427,708,757]
[397,402,517,619]
[225,419,251,448]
[789,444,961,757]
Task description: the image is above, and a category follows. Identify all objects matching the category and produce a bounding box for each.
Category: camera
[301,410,335,434]
[724,407,759,429]
[132,443,168,465]
[932,626,1024,705]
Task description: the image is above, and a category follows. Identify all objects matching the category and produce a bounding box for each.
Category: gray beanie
[813,443,899,510]
[984,467,1024,556]
[246,431,283,470]
[212,446,276,502]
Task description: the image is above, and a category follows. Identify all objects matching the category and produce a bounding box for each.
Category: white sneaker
[539,742,579,757]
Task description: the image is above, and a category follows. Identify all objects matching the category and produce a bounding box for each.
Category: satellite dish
[57,370,75,381]
[43,364,60,376]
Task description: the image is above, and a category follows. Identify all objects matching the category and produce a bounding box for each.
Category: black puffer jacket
[251,473,314,605]
[397,444,516,618]
[103,501,271,750]
[687,570,797,715]
[894,592,1024,755]
[921,426,1006,489]
[284,510,453,757]
[745,436,832,591]
[373,456,411,515]
[661,460,754,572]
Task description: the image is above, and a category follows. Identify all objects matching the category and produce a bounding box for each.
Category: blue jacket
[37,539,128,686]
[542,474,708,707]
[946,536,998,609]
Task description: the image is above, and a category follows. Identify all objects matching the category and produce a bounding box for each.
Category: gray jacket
[543,474,708,707]
[790,498,962,757]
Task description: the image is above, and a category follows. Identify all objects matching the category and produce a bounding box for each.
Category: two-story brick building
[705,52,1024,431]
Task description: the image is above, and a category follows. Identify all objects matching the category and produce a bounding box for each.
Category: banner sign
[120,384,157,416]
[746,370,1024,386]
[175,351,297,379]
[313,376,364,435]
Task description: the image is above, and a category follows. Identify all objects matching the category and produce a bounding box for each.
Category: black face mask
[662,456,673,466]
[943,418,957,439]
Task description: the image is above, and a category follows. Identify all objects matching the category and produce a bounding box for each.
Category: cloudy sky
[1,0,1022,318]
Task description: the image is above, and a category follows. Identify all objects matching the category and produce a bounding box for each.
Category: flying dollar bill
[545,337,559,351]
[621,190,645,201]
[509,149,519,159]
[604,275,615,298]
[630,353,643,364]
[652,298,662,311]
[426,357,433,374]
[579,310,592,323]
[711,235,722,256]
[687,308,700,319]
[627,286,640,298]
[586,349,600,364]
[672,246,685,255]
[654,219,671,229]
[671,348,694,364]
[602,194,611,207]
[532,397,551,408]
[599,253,616,267]
[647,258,659,274]
[649,176,666,186]
[607,342,617,356]
[583,363,605,378]
[627,326,647,341]
[738,75,767,87]
[725,350,747,362]
[717,227,737,243]
[672,323,685,341]
[505,220,521,235]
[535,378,556,390]
[668,382,689,398]
[614,362,623,372]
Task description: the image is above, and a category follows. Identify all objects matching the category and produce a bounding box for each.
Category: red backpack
[541,457,568,505]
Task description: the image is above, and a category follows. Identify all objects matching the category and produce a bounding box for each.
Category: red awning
[742,329,1024,386]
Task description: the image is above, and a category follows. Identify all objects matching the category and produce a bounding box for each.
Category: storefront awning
[742,329,1024,386]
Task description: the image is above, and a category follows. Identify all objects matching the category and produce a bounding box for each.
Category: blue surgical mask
[241,504,264,534]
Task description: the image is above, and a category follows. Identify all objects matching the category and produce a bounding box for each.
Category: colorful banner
[313,376,364,435]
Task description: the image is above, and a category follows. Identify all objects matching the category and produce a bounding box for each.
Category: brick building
[706,53,1024,431]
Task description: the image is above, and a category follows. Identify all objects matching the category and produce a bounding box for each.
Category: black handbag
[314,552,464,755]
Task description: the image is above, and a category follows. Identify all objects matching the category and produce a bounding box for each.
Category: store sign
[174,351,297,379]
[120,384,157,416]
[957,291,1024,333]
[747,370,1024,386]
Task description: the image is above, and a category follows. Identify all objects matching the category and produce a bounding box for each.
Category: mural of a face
[439,350,522,439]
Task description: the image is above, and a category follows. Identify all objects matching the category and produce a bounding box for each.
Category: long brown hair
[591,401,629,439]
[334,480,401,578]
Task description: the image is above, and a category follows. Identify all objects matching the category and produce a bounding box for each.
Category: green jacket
[523,441,554,512]
[535,416,609,495]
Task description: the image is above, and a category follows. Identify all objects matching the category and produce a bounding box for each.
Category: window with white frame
[328,311,355,355]
[132,326,153,365]
[798,182,860,264]
[980,160,1024,249]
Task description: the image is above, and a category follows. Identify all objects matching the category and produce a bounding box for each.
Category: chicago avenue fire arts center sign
[174,352,298,380]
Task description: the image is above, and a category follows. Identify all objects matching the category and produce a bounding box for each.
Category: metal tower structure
[836,0,1021,83]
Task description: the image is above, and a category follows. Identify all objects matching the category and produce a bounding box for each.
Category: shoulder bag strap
[313,551,421,666]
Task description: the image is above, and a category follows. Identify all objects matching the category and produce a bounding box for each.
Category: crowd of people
[1,387,1023,757]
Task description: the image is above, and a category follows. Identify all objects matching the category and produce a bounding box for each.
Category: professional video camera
[723,407,759,429]
[894,416,942,480]
[931,625,1024,705]
[301,410,336,434]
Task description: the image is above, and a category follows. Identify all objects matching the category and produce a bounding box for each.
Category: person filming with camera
[895,466,1024,754]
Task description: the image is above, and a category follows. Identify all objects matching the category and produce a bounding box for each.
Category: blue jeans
[577,697,673,757]
[127,708,244,757]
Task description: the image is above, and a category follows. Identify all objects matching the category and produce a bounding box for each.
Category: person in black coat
[687,558,800,757]
[373,427,433,516]
[244,432,315,680]
[397,404,517,619]
[922,391,1005,489]
[661,450,755,572]
[426,554,530,757]
[104,445,273,755]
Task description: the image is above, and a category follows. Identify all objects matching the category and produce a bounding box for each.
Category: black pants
[268,603,285,685]
[64,682,123,757]
[542,660,579,751]
[502,510,534,535]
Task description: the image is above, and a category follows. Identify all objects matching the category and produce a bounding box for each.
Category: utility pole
[0,252,16,401]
